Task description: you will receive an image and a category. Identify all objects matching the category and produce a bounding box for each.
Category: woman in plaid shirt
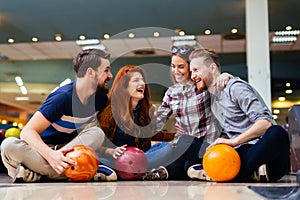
[143,45,231,180]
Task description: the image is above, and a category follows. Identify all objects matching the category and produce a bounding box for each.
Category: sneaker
[12,164,41,183]
[93,165,117,181]
[187,164,212,181]
[142,166,169,180]
[252,164,269,182]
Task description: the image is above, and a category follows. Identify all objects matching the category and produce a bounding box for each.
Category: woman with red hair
[96,65,156,180]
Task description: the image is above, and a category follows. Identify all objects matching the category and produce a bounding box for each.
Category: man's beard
[96,82,109,95]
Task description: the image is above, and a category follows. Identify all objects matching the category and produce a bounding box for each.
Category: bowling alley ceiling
[0,0,300,123]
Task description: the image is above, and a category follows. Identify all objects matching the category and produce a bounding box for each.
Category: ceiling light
[31,37,38,42]
[104,34,110,39]
[278,96,286,101]
[7,38,14,43]
[178,31,185,36]
[128,33,135,38]
[1,120,7,124]
[272,36,297,43]
[15,97,30,101]
[273,109,280,114]
[231,28,238,34]
[18,123,24,129]
[204,29,211,35]
[275,30,300,36]
[15,76,24,86]
[171,35,197,46]
[55,34,63,41]
[76,39,100,45]
[272,115,278,120]
[153,32,160,37]
[286,82,291,87]
[79,35,86,40]
[20,85,28,95]
[285,89,293,94]
[285,26,292,31]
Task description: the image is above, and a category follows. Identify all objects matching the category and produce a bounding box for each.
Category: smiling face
[190,57,211,91]
[127,71,145,101]
[171,55,190,84]
[95,58,113,93]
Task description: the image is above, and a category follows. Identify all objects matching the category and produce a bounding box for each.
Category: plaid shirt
[156,80,220,144]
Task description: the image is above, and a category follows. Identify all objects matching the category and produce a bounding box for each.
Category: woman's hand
[111,144,127,159]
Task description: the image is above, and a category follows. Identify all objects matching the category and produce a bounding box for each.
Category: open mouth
[136,87,144,93]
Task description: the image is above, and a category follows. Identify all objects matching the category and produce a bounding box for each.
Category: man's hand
[47,148,76,174]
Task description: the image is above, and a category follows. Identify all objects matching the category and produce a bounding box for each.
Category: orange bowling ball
[203,144,241,182]
[64,145,99,181]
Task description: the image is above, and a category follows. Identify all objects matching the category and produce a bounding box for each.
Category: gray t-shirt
[210,77,276,145]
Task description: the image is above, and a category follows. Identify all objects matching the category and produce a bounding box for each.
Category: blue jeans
[234,125,290,182]
[145,142,173,171]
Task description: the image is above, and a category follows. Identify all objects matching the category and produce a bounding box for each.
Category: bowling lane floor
[0,173,299,200]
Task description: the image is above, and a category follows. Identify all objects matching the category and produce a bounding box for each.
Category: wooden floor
[0,173,299,200]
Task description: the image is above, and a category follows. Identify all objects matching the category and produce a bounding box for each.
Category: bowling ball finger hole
[71,166,75,170]
[129,161,133,165]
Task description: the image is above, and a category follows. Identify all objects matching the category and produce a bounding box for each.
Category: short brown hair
[73,49,110,77]
[189,49,221,70]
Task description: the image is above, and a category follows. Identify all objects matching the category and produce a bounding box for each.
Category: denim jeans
[234,125,290,182]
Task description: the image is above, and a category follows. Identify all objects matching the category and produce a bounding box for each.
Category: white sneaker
[12,164,41,183]
[187,164,212,181]
[252,164,269,182]
[93,165,117,181]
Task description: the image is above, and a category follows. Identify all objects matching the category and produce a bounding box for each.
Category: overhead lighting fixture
[15,96,30,101]
[285,89,293,94]
[285,26,292,31]
[128,33,135,38]
[272,29,299,43]
[8,38,14,43]
[171,35,197,47]
[153,32,160,37]
[55,34,63,41]
[20,85,28,95]
[79,35,86,40]
[272,36,297,43]
[204,29,211,35]
[231,28,238,34]
[272,115,278,120]
[278,96,286,101]
[15,76,24,86]
[103,34,110,39]
[31,37,39,42]
[286,82,291,87]
[76,39,100,46]
[274,30,300,36]
[178,31,185,36]
[273,109,280,114]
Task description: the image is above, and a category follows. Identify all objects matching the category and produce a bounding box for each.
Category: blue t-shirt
[39,81,108,144]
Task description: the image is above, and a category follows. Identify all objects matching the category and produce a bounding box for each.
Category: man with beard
[188,48,290,182]
[1,49,113,183]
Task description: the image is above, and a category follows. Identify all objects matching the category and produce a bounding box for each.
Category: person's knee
[85,126,105,145]
[1,137,19,153]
